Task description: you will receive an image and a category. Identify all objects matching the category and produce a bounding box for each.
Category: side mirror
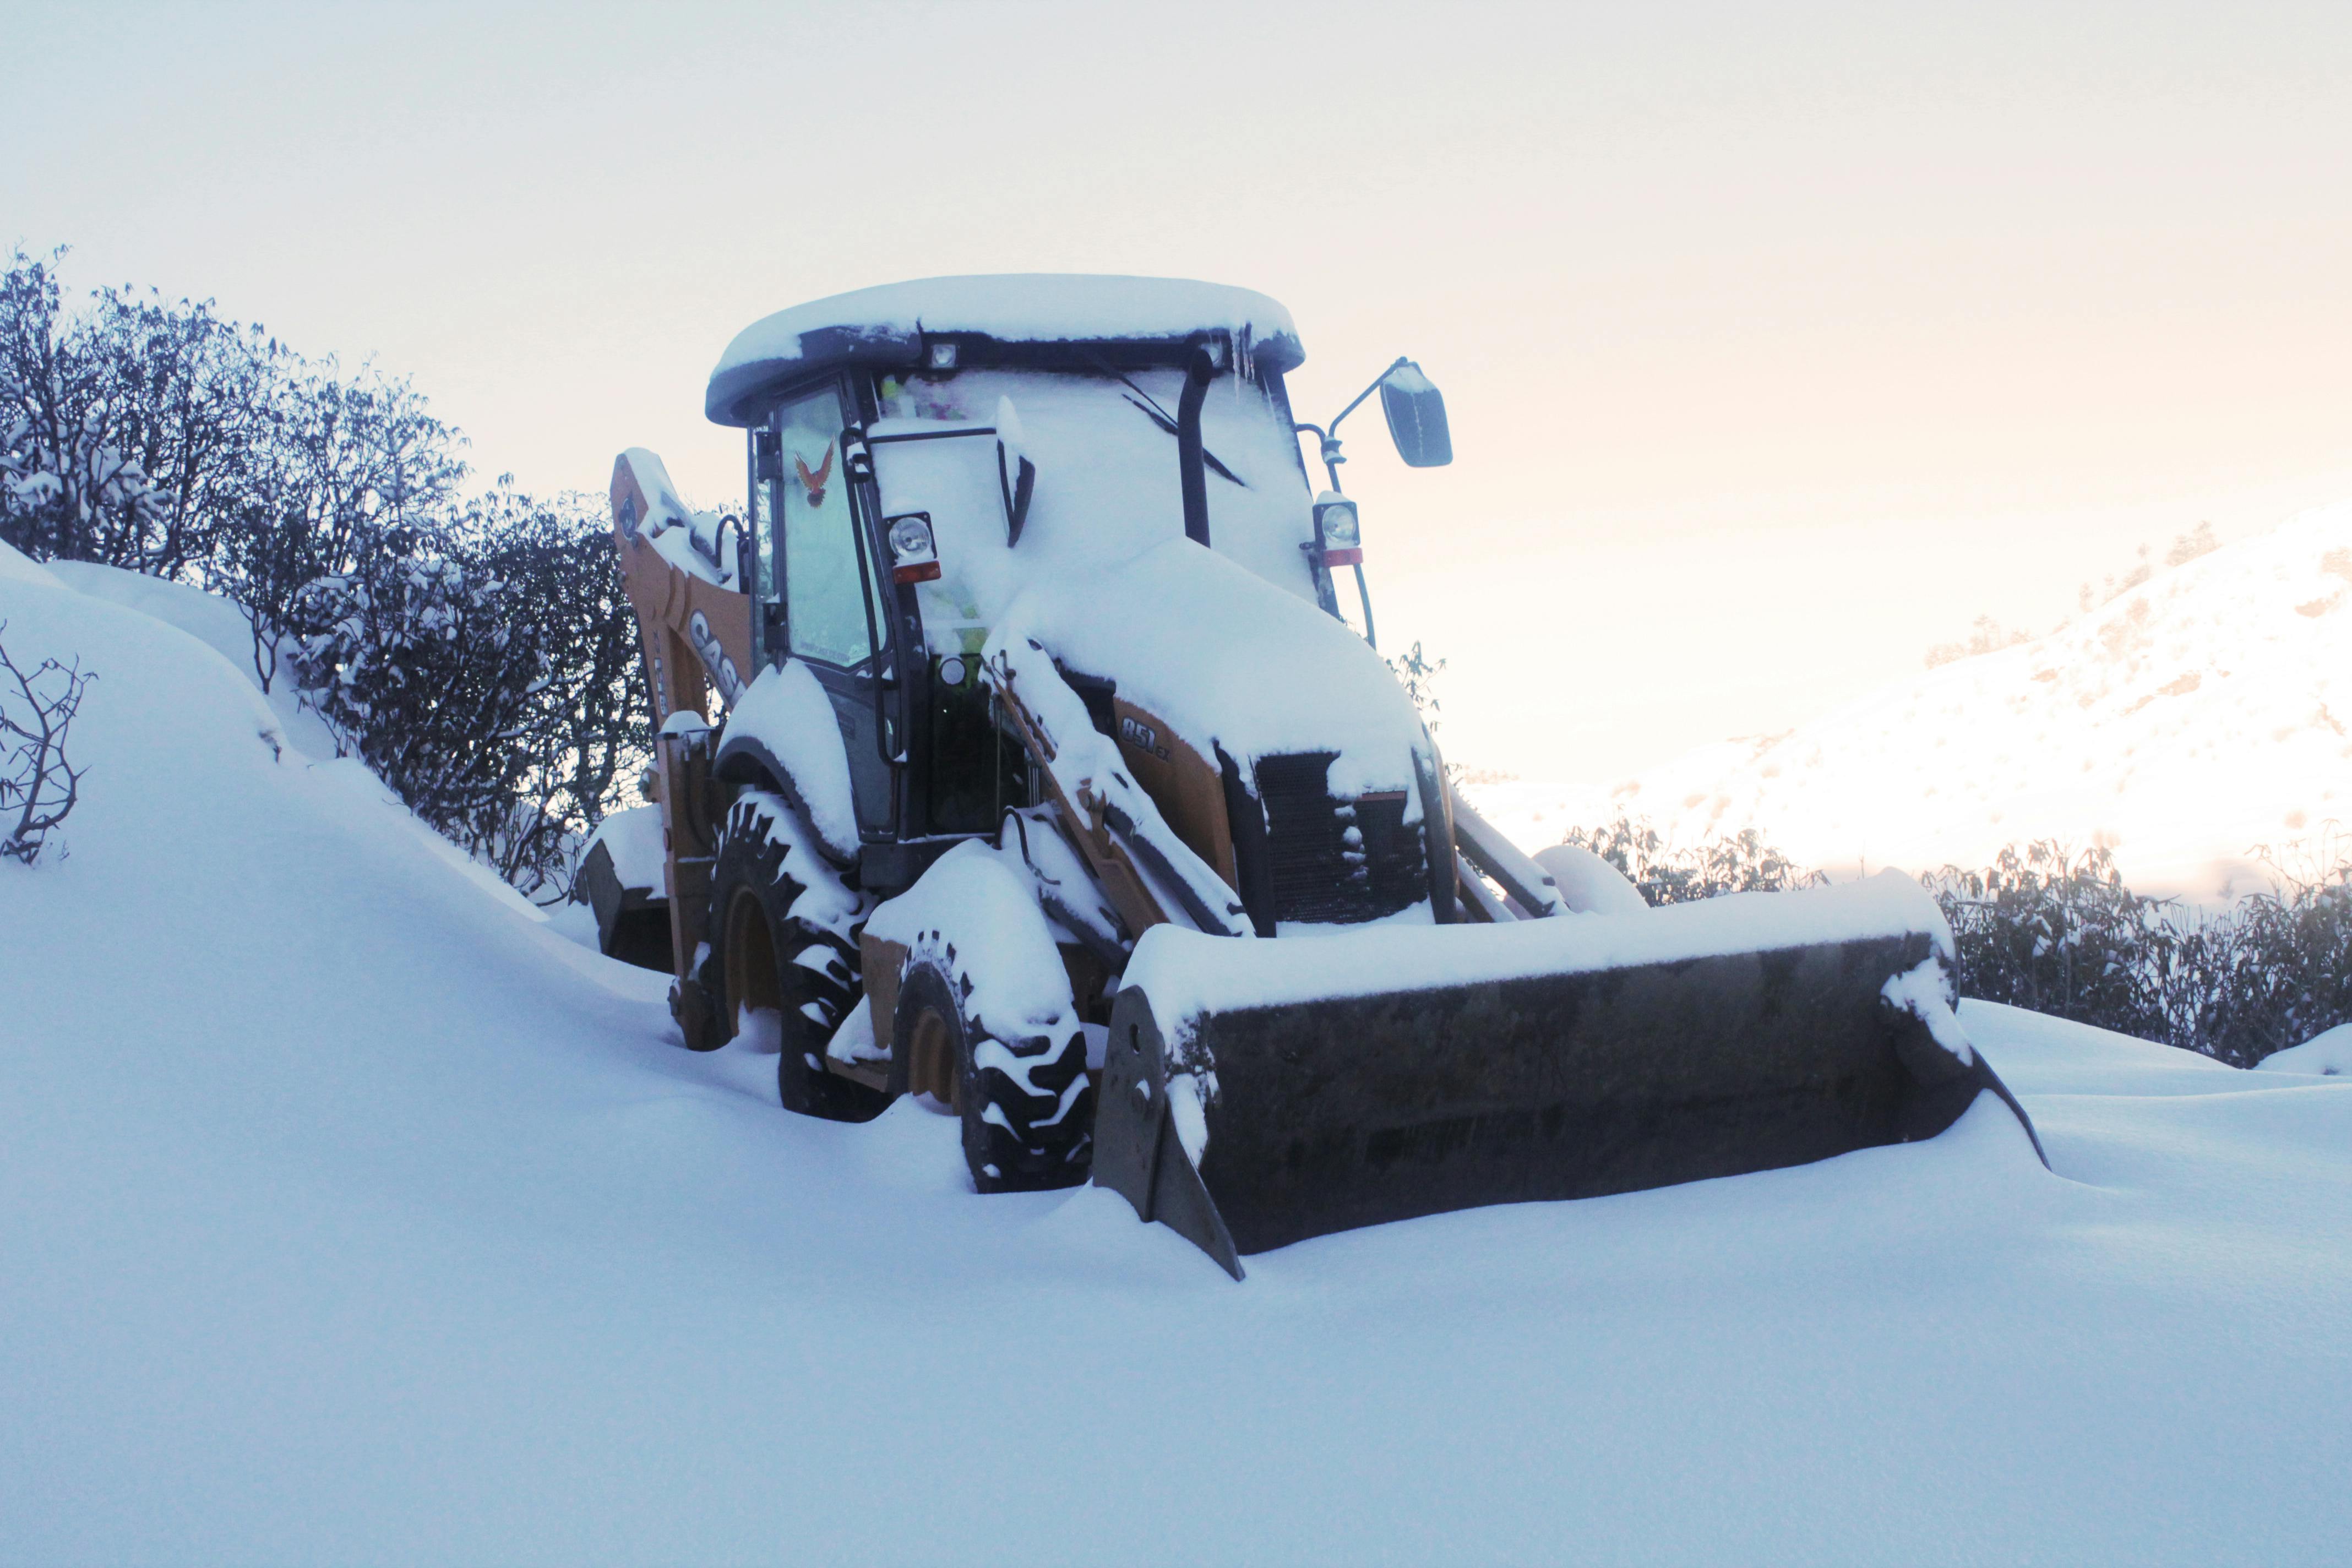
[1379,361,1452,467]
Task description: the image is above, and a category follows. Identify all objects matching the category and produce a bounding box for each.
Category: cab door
[769,380,897,839]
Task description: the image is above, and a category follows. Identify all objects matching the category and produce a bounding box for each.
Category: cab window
[773,382,876,671]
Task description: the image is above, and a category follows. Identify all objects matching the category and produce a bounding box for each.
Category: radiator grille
[1254,752,1425,925]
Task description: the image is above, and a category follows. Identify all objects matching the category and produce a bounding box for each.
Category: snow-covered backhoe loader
[585,275,2043,1277]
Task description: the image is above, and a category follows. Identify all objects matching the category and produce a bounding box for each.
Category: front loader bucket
[1093,874,2043,1277]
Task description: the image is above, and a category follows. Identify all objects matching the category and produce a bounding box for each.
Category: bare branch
[0,619,96,865]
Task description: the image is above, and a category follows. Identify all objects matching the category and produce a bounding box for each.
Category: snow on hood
[707,274,1303,425]
[984,538,1429,798]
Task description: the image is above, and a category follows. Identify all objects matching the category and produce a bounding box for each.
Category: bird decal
[794,444,835,509]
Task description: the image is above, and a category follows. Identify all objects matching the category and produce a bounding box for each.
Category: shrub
[1924,838,2352,1066]
[1551,820,2352,1065]
[3,248,646,901]
[1,249,285,579]
[1559,814,1825,906]
[0,620,94,865]
[1926,615,2030,669]
[1923,842,2174,1043]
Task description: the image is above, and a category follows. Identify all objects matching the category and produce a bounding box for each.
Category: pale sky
[9,0,2349,782]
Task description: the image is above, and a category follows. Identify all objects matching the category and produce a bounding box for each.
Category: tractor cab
[706,276,1348,855]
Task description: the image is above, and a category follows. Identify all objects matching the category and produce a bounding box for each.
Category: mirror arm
[1303,357,1411,492]
[1292,420,1346,492]
[1328,356,1411,443]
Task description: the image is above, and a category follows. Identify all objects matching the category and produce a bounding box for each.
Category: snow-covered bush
[2157,845,2352,1067]
[4,247,647,900]
[1,249,283,579]
[210,364,468,693]
[288,491,647,905]
[449,488,650,900]
[0,620,94,865]
[290,524,550,863]
[1925,837,2352,1067]
[1559,814,1825,906]
[1925,843,2175,1043]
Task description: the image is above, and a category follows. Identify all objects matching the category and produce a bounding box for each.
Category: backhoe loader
[582,274,2042,1277]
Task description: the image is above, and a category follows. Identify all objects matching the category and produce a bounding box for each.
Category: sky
[7,0,2349,783]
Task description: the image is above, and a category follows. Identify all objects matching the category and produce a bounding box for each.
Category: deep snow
[4,549,2350,1564]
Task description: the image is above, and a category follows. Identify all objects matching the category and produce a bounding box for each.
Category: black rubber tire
[703,790,892,1123]
[894,960,1095,1193]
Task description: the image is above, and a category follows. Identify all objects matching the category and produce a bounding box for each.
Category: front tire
[893,959,1094,1193]
[704,790,891,1123]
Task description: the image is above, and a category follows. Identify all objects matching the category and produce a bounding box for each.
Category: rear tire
[704,790,891,1123]
[894,959,1094,1192]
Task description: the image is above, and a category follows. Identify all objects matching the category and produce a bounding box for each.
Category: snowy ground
[5,549,2350,1564]
[1471,500,2352,900]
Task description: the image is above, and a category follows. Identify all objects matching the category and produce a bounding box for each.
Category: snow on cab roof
[706,274,1304,426]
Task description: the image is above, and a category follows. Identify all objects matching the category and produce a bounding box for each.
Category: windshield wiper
[1119,394,1249,487]
[1082,355,1250,488]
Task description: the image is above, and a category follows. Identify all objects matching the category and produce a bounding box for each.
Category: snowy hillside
[1473,502,2352,897]
[4,547,2351,1562]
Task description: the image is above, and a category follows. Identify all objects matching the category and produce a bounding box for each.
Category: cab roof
[705,274,1304,427]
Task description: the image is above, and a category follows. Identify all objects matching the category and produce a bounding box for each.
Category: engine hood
[983,538,1430,799]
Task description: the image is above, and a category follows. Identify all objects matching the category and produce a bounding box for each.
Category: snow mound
[0,538,57,586]
[2258,1022,2352,1076]
[40,558,342,761]
[1474,502,2352,897]
[45,559,259,673]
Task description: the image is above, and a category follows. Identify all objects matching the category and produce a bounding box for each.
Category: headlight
[888,514,934,559]
[886,512,941,584]
[1314,497,1362,564]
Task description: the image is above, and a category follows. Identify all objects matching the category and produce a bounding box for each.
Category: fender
[712,660,863,869]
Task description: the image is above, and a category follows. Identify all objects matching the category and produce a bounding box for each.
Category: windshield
[866,363,1319,652]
